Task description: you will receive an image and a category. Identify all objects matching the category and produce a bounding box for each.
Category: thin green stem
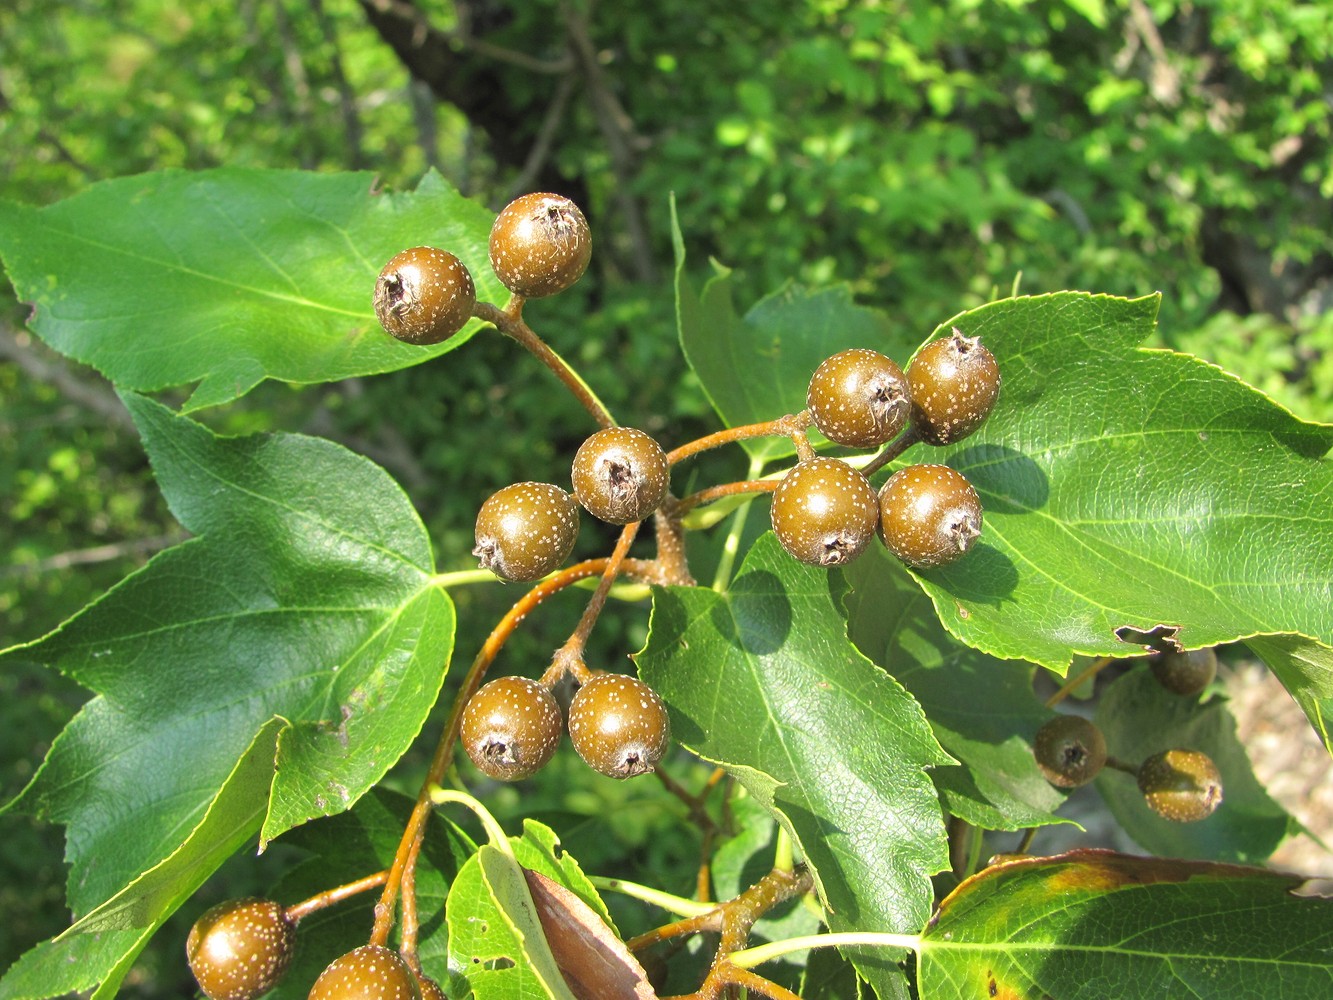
[426,569,499,589]
[711,453,766,592]
[430,786,515,860]
[589,876,717,918]
[728,931,922,970]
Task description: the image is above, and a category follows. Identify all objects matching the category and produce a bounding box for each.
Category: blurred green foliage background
[2,0,1330,991]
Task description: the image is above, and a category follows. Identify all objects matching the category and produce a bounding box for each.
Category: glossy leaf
[0,394,453,935]
[0,168,502,409]
[1094,667,1294,862]
[918,851,1333,997]
[638,533,950,993]
[904,293,1332,671]
[446,821,613,1000]
[843,547,1067,831]
[0,719,282,1000]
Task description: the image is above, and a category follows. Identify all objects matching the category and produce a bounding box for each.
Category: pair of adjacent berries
[460,671,671,782]
[772,329,999,570]
[1033,714,1224,823]
[473,425,670,583]
[186,901,446,1000]
[373,191,592,345]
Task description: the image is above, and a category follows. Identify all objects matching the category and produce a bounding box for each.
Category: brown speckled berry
[461,676,563,782]
[770,457,879,566]
[906,327,1000,445]
[373,246,476,345]
[1150,648,1218,696]
[474,482,580,582]
[309,944,422,1000]
[571,426,670,525]
[568,672,670,779]
[878,464,982,568]
[807,348,910,448]
[186,897,296,1000]
[414,973,447,1000]
[489,192,591,298]
[1033,715,1107,788]
[1137,749,1224,822]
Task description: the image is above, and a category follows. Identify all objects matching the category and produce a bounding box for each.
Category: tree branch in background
[0,323,132,432]
[558,0,656,282]
[308,0,368,169]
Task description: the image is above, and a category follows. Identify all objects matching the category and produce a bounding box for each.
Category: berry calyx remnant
[806,348,910,448]
[906,327,1001,445]
[489,192,592,298]
[308,944,423,1000]
[568,672,671,779]
[373,246,476,345]
[877,463,982,568]
[185,897,296,1000]
[1137,749,1224,822]
[770,457,879,566]
[1032,715,1107,788]
[571,426,670,525]
[461,676,563,782]
[474,482,580,582]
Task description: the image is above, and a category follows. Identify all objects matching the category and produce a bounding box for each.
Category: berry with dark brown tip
[308,944,422,1000]
[1033,715,1107,788]
[877,463,982,568]
[1137,749,1224,822]
[461,676,563,781]
[568,672,670,779]
[571,426,670,525]
[186,897,296,1000]
[373,246,476,345]
[806,348,910,448]
[770,457,879,566]
[1150,648,1218,697]
[906,327,1001,445]
[474,482,580,582]
[489,192,592,298]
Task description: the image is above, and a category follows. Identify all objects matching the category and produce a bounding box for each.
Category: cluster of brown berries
[773,329,1000,570]
[1032,647,1224,823]
[461,669,671,782]
[466,427,673,783]
[373,191,592,345]
[186,900,447,1000]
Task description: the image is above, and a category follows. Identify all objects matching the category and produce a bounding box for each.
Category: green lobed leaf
[1093,667,1295,862]
[0,394,453,932]
[843,547,1068,831]
[637,533,951,993]
[917,850,1333,997]
[445,821,614,1000]
[0,168,503,409]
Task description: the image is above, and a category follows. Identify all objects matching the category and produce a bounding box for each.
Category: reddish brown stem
[1045,656,1115,707]
[473,299,615,429]
[666,412,812,467]
[675,479,780,517]
[283,869,388,924]
[543,521,641,686]
[859,424,921,478]
[370,557,615,948]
